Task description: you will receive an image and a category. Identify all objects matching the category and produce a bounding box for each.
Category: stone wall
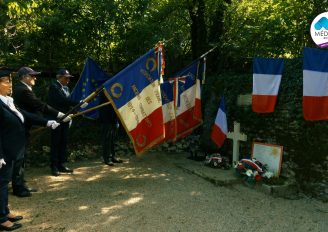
[198,58,328,200]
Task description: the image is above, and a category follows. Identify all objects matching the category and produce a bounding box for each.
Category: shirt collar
[56,80,64,88]
[20,81,32,91]
[0,95,13,106]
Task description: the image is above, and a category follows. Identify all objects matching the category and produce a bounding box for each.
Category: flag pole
[58,87,104,122]
[199,45,218,59]
[70,101,111,118]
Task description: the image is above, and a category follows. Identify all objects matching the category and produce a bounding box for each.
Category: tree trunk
[188,0,208,59]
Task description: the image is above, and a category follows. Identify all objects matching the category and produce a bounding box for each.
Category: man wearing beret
[47,68,87,176]
[11,67,67,197]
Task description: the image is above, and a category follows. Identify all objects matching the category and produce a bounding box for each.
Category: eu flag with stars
[71,57,110,119]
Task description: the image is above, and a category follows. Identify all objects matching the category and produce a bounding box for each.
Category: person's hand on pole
[57,112,65,119]
[80,101,88,109]
[62,114,73,123]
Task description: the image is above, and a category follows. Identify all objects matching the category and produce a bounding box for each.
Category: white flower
[246,169,253,177]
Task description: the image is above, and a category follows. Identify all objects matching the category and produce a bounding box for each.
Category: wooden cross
[227,121,247,164]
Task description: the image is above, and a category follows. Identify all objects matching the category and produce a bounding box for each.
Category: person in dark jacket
[47,68,87,176]
[0,70,59,231]
[11,66,66,197]
[98,92,122,166]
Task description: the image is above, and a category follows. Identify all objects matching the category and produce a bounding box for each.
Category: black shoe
[111,157,122,163]
[104,161,114,166]
[51,167,60,176]
[58,166,73,173]
[13,189,31,198]
[0,223,22,231]
[7,216,23,223]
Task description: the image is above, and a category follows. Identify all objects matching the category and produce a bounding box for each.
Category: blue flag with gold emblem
[71,57,110,119]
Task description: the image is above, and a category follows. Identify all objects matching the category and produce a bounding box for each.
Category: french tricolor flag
[160,81,177,142]
[211,96,228,148]
[175,59,204,139]
[103,48,164,154]
[252,58,284,113]
[303,47,328,120]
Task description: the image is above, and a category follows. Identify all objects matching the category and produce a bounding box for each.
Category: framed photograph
[251,142,283,177]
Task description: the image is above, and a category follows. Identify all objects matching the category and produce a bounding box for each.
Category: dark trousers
[101,123,116,163]
[11,157,25,190]
[0,161,13,223]
[50,122,69,168]
[11,138,28,191]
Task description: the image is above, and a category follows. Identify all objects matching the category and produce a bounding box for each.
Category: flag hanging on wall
[252,57,284,113]
[211,96,228,148]
[70,57,110,119]
[103,48,164,154]
[303,47,328,120]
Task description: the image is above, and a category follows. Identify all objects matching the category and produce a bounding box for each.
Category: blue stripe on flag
[103,48,160,109]
[303,47,328,72]
[175,60,200,79]
[253,57,284,75]
[160,82,174,104]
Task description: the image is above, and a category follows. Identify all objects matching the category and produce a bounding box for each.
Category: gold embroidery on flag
[136,134,147,147]
[111,83,123,98]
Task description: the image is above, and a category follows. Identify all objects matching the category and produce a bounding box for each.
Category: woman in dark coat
[0,71,59,230]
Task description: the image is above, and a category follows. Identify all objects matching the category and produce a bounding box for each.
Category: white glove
[80,101,88,109]
[57,112,65,119]
[115,122,120,129]
[62,114,73,122]
[47,120,60,129]
[0,158,6,169]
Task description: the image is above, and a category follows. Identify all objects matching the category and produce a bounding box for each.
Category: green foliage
[222,0,326,60]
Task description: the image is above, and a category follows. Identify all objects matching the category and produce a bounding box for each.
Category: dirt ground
[9,152,328,232]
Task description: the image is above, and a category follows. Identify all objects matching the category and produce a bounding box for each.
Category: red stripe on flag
[211,124,226,147]
[130,107,164,153]
[176,107,202,138]
[164,120,177,142]
[303,96,328,120]
[252,95,277,113]
[194,98,202,120]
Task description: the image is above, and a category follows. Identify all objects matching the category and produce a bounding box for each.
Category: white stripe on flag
[215,108,227,135]
[176,84,196,116]
[253,74,282,95]
[118,80,162,131]
[162,101,175,123]
[196,79,201,99]
[303,70,328,96]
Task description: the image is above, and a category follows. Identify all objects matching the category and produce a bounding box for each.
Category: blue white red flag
[174,58,204,139]
[160,81,176,142]
[211,96,228,148]
[71,57,110,119]
[103,48,164,154]
[252,57,284,113]
[303,47,328,120]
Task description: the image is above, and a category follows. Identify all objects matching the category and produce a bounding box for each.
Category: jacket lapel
[0,100,24,124]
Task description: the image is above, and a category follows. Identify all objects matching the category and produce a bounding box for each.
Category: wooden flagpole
[71,101,111,118]
[58,87,104,122]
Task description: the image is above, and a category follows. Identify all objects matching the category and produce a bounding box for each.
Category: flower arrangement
[235,158,274,185]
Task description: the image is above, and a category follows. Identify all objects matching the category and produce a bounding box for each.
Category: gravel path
[9,152,328,232]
